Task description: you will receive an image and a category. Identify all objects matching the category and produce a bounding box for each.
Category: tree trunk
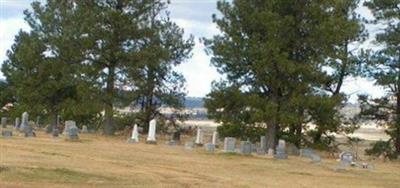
[104,66,115,135]
[266,92,280,151]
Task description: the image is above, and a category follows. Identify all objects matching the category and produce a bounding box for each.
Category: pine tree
[358,0,400,158]
[129,1,194,131]
[1,1,101,128]
[204,0,362,150]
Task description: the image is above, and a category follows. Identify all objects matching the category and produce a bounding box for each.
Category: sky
[0,0,387,102]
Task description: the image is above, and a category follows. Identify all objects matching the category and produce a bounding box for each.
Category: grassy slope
[1,131,399,188]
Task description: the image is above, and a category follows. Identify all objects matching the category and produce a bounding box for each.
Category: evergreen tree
[358,0,400,158]
[204,0,361,150]
[1,1,101,128]
[129,1,194,130]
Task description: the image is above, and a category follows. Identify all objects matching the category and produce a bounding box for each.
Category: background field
[1,131,399,188]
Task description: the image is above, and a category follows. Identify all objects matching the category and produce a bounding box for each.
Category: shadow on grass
[0,166,118,185]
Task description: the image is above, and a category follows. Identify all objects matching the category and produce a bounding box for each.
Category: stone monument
[274,139,288,159]
[146,119,157,144]
[240,140,252,155]
[81,125,89,134]
[212,131,218,146]
[223,137,236,153]
[1,117,7,128]
[128,124,139,143]
[204,143,215,152]
[195,127,203,146]
[14,117,20,130]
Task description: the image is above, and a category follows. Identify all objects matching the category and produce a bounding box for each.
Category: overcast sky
[0,0,386,102]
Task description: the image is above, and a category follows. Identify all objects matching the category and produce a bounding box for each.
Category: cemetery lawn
[1,132,400,188]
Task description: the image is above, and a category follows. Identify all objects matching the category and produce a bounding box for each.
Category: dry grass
[1,131,400,188]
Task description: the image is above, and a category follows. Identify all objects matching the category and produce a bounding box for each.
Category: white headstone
[223,137,236,152]
[63,120,77,135]
[129,124,139,143]
[81,125,89,133]
[146,119,156,143]
[212,131,218,145]
[195,127,203,145]
[19,112,29,132]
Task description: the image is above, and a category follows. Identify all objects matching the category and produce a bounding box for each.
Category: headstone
[240,141,252,155]
[260,136,266,153]
[256,147,266,155]
[274,139,288,159]
[268,149,274,155]
[1,117,7,128]
[300,148,315,158]
[19,112,29,132]
[14,117,20,130]
[128,124,139,143]
[146,119,157,144]
[211,131,218,146]
[52,127,59,137]
[195,127,203,146]
[251,143,257,152]
[63,120,77,135]
[81,125,89,133]
[19,112,35,137]
[223,137,236,153]
[67,127,79,140]
[184,141,195,150]
[36,116,41,128]
[340,151,354,166]
[204,143,215,152]
[1,130,12,137]
[310,153,321,163]
[286,143,300,156]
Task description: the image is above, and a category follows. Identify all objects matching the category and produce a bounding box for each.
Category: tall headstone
[20,112,35,137]
[128,124,139,143]
[212,131,218,146]
[223,137,236,153]
[146,119,157,144]
[195,127,203,146]
[19,112,28,132]
[260,136,266,153]
[274,139,288,159]
[35,116,41,128]
[14,117,20,130]
[81,125,89,133]
[1,117,7,128]
[240,141,252,155]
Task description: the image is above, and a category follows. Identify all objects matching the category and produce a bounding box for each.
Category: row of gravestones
[124,121,352,167]
[1,113,88,140]
[3,115,369,170]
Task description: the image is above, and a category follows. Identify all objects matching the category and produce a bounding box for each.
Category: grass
[1,131,400,188]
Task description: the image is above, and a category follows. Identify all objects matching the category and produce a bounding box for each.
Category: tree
[129,1,194,131]
[204,0,360,150]
[1,1,102,128]
[0,79,14,111]
[357,0,400,158]
[309,0,365,146]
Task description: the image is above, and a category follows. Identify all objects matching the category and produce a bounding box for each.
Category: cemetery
[1,0,400,187]
[1,116,400,188]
